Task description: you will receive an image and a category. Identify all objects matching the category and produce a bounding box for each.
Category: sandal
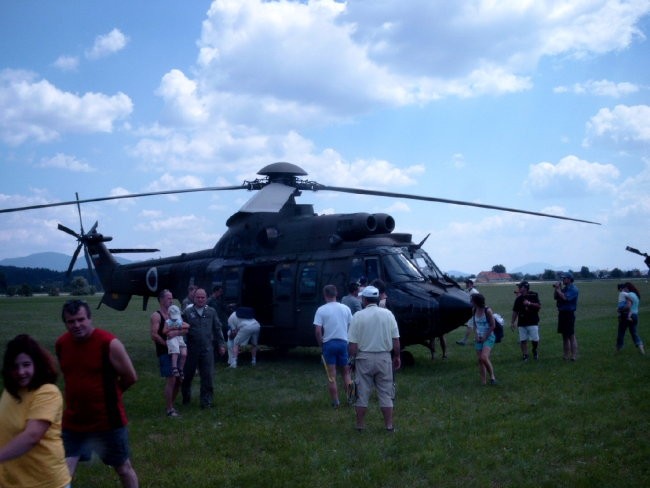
[171,367,180,377]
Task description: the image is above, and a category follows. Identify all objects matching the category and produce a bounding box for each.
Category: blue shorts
[158,353,173,377]
[63,427,131,467]
[474,333,496,351]
[322,339,349,367]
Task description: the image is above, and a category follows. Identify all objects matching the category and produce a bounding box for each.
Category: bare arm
[109,339,138,392]
[511,310,518,330]
[392,338,401,371]
[314,325,324,347]
[162,321,189,337]
[0,419,50,462]
[348,342,358,357]
[150,312,166,346]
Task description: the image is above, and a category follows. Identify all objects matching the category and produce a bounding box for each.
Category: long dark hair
[1,334,58,401]
[623,282,641,299]
[470,293,486,309]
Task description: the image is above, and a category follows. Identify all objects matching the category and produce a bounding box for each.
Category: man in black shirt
[511,281,541,361]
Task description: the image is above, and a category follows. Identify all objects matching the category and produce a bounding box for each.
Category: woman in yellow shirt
[0,334,71,488]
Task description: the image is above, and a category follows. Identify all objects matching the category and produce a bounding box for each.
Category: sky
[1,0,649,275]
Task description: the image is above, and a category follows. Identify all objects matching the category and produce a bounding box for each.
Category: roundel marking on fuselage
[146,267,158,292]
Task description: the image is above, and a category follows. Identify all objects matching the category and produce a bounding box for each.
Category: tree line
[0,266,98,296]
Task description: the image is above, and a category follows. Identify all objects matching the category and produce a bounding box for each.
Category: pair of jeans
[616,313,643,349]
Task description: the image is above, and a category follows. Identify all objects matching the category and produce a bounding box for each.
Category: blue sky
[1,0,649,275]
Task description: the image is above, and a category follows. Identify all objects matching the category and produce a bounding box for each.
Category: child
[166,305,188,378]
[617,283,631,321]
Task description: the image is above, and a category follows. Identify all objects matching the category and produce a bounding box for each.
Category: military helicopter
[1,162,599,361]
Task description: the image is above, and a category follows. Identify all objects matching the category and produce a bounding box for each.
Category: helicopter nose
[437,290,472,334]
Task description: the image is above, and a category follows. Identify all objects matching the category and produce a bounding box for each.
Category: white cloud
[156,70,208,125]
[38,153,94,172]
[525,155,620,196]
[0,69,133,145]
[85,28,129,60]
[585,104,650,145]
[52,55,79,71]
[554,79,639,97]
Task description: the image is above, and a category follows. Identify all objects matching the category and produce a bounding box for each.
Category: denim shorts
[322,339,349,367]
[63,426,131,467]
[474,333,496,351]
[158,353,173,377]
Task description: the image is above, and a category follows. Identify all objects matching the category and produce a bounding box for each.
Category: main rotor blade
[108,248,160,253]
[83,246,95,285]
[67,244,83,276]
[0,184,250,214]
[317,185,600,225]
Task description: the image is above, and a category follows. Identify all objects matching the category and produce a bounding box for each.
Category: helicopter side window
[299,265,318,299]
[275,267,293,301]
[365,258,380,282]
[383,253,425,283]
[222,268,240,302]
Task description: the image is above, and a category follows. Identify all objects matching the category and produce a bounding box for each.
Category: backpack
[491,309,505,343]
[473,307,504,343]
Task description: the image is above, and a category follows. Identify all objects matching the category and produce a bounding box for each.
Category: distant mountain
[510,262,556,275]
[511,262,576,275]
[0,252,131,272]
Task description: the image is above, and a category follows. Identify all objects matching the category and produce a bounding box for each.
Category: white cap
[168,304,182,321]
[360,285,379,298]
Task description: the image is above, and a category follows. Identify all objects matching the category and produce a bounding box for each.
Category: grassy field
[1,280,649,487]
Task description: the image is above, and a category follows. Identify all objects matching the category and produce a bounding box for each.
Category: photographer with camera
[553,273,579,361]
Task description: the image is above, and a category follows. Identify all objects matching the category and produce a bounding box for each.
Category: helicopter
[1,162,599,362]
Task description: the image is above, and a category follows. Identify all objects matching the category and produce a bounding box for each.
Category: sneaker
[331,400,340,409]
[456,340,466,346]
[167,408,180,418]
[522,354,529,362]
[490,378,498,385]
[639,344,646,355]
[533,352,539,360]
[251,359,256,366]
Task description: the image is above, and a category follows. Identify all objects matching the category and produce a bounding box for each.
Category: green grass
[2,280,649,487]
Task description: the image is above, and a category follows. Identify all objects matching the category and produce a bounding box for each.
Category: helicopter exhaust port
[372,213,395,234]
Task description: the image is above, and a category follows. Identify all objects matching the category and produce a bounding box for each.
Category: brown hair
[2,334,58,401]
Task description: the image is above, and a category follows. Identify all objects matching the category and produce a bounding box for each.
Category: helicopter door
[273,264,296,329]
[295,262,321,346]
[241,265,274,326]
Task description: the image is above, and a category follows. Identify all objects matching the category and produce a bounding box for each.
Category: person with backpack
[470,293,497,385]
[511,281,541,361]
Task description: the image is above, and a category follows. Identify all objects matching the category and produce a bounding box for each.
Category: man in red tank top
[56,300,139,488]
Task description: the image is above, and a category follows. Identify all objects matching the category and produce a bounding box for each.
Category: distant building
[475,271,512,283]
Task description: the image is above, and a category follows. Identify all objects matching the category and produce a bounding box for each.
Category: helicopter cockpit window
[411,249,446,282]
[299,265,318,299]
[383,253,425,283]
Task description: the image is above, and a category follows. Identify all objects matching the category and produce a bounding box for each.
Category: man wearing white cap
[348,285,401,432]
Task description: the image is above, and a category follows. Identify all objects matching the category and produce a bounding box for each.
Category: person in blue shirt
[553,272,579,361]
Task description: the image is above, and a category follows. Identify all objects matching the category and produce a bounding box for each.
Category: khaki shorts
[354,352,395,408]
